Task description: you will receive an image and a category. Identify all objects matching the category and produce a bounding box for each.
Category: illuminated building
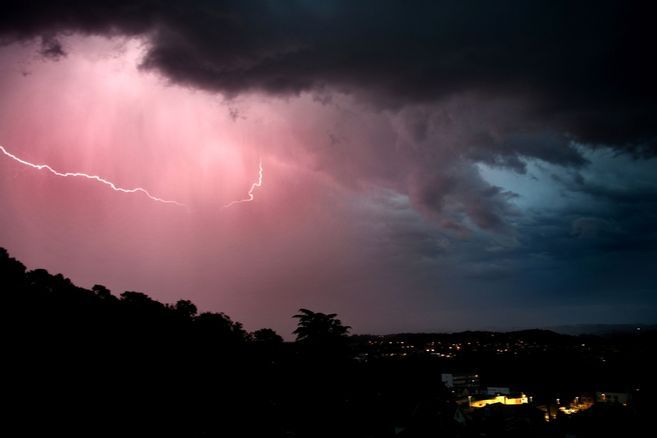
[469,393,529,408]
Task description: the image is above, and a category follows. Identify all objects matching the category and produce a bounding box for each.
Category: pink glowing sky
[0,37,435,335]
[1,35,655,336]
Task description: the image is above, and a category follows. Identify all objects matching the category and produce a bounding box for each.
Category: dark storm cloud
[407,161,519,232]
[2,1,655,332]
[504,154,657,263]
[38,35,66,60]
[1,0,656,153]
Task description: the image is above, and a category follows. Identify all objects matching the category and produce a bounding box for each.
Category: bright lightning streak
[224,159,263,208]
[0,144,185,207]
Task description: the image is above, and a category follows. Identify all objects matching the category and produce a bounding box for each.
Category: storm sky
[1,1,656,336]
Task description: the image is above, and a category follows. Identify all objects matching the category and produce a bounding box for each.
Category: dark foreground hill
[2,247,654,437]
[1,247,457,437]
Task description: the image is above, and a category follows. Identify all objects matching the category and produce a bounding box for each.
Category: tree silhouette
[0,247,26,284]
[293,308,351,343]
[172,299,198,319]
[195,311,247,346]
[252,328,284,344]
[91,284,114,300]
[293,308,351,362]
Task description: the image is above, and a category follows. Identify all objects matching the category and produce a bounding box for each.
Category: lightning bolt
[0,144,185,207]
[224,158,263,207]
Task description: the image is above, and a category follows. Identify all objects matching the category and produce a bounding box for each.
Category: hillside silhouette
[2,247,652,437]
[2,247,458,437]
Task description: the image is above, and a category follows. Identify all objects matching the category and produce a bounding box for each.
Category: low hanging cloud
[38,35,66,60]
[1,0,655,152]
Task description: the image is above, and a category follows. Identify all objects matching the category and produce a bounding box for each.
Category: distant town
[349,329,650,435]
[2,247,654,437]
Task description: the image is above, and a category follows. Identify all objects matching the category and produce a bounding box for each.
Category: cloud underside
[1,0,656,234]
[1,1,655,147]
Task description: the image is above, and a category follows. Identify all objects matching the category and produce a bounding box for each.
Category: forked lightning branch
[0,144,263,208]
